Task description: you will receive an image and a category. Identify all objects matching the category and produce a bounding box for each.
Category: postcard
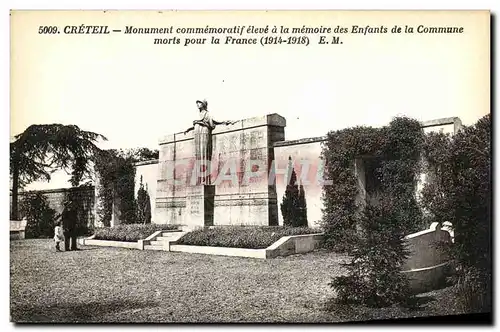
[9,10,491,324]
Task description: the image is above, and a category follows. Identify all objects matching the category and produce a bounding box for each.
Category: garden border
[79,232,325,258]
[78,230,182,250]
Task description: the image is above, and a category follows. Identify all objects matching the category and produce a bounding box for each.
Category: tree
[144,184,152,223]
[330,195,411,307]
[10,124,106,220]
[297,184,308,227]
[20,191,57,239]
[94,147,156,226]
[280,156,308,227]
[133,147,159,161]
[447,115,491,313]
[136,176,152,224]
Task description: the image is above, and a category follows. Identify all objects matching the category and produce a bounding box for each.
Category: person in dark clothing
[61,200,78,251]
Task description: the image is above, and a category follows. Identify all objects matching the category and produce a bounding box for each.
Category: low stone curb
[80,232,325,259]
[167,232,324,259]
[169,245,267,258]
[81,238,140,249]
[79,230,181,250]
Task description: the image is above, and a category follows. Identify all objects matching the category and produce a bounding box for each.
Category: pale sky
[10,10,490,190]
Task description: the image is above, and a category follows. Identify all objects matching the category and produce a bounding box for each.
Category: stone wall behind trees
[11,186,95,228]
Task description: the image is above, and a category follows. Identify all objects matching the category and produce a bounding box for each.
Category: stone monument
[155,100,286,228]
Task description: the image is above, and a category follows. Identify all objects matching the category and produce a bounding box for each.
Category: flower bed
[175,226,320,249]
[93,224,179,242]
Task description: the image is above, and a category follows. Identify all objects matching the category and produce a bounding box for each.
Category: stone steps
[144,245,163,251]
[143,231,188,251]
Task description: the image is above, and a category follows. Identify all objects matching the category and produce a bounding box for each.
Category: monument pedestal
[185,185,215,229]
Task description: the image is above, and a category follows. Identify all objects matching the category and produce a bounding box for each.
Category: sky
[10,10,490,190]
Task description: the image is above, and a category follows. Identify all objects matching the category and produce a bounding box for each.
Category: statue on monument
[184,99,236,185]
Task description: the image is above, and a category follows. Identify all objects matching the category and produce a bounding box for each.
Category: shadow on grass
[12,299,160,323]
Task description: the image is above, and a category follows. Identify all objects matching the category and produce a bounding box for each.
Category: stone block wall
[12,186,95,228]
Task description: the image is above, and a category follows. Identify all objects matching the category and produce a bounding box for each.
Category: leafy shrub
[448,115,491,273]
[93,224,178,242]
[422,114,491,313]
[176,226,320,249]
[330,196,411,307]
[454,267,492,314]
[19,191,57,238]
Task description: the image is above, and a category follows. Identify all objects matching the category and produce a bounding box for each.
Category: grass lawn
[11,239,463,323]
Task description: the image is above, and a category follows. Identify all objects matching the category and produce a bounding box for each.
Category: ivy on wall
[64,183,95,235]
[420,131,454,225]
[321,125,385,252]
[321,117,424,251]
[322,117,424,307]
[94,148,158,227]
[20,191,57,239]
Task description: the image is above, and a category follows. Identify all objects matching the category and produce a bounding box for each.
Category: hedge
[421,114,491,313]
[93,224,179,242]
[176,226,319,249]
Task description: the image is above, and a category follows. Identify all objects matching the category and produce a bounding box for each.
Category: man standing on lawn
[60,199,78,251]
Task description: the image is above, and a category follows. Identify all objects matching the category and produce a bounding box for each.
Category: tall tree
[94,147,155,226]
[136,176,152,224]
[10,124,106,220]
[297,184,308,227]
[280,156,308,227]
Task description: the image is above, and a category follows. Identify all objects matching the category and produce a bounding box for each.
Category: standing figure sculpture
[184,99,235,185]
